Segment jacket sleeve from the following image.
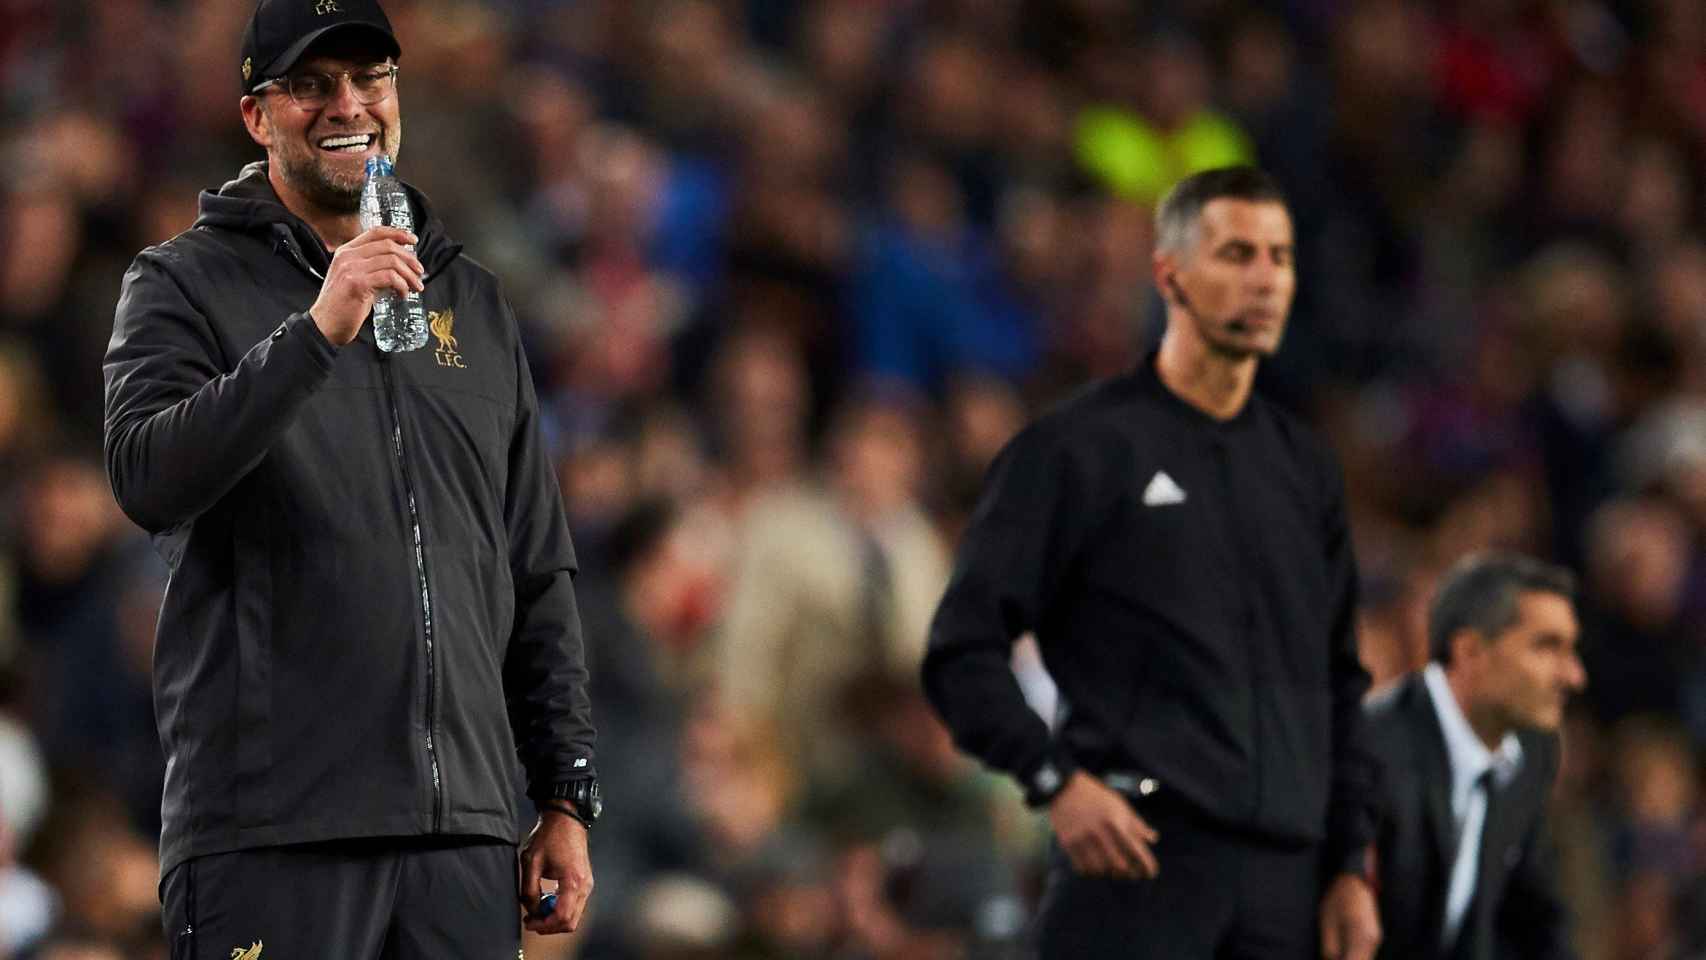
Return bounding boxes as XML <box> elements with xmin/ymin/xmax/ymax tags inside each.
<box><xmin>1498</xmin><ymin>743</ymin><xmax>1578</xmax><ymax>960</ymax></box>
<box><xmin>1321</xmin><ymin>452</ymin><xmax>1380</xmax><ymax>878</ymax></box>
<box><xmin>921</xmin><ymin>421</ymin><xmax>1095</xmax><ymax>784</ymax></box>
<box><xmin>498</xmin><ymin>297</ymin><xmax>597</xmax><ymax>793</ymax></box>
<box><xmin>103</xmin><ymin>248</ymin><xmax>338</xmax><ymax>533</ymax></box>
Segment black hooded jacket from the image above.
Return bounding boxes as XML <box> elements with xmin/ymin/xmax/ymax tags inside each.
<box><xmin>923</xmin><ymin>358</ymin><xmax>1377</xmax><ymax>872</ymax></box>
<box><xmin>104</xmin><ymin>163</ymin><xmax>595</xmax><ymax>877</ymax></box>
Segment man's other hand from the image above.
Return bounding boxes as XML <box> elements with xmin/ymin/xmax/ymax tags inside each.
<box><xmin>518</xmin><ymin>810</ymin><xmax>594</xmax><ymax>935</ymax></box>
<box><xmin>1049</xmin><ymin>771</ymin><xmax>1160</xmax><ymax>880</ymax></box>
<box><xmin>1319</xmin><ymin>872</ymin><xmax>1381</xmax><ymax>960</ymax></box>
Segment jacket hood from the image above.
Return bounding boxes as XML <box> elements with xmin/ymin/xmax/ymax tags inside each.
<box><xmin>193</xmin><ymin>161</ymin><xmax>461</xmax><ymax>275</ymax></box>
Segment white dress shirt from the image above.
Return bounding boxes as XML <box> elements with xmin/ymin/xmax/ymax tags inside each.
<box><xmin>1422</xmin><ymin>662</ymin><xmax>1523</xmax><ymax>950</ymax></box>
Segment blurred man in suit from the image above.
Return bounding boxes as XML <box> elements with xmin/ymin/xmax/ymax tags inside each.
<box><xmin>1347</xmin><ymin>552</ymin><xmax>1586</xmax><ymax>959</ymax></box>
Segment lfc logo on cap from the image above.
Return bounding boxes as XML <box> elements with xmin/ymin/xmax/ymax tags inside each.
<box><xmin>242</xmin><ymin>57</ymin><xmax>252</xmax><ymax>82</ymax></box>
<box><xmin>315</xmin><ymin>0</ymin><xmax>342</xmax><ymax>14</ymax></box>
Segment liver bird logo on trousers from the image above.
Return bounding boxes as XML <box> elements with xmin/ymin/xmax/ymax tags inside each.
<box><xmin>230</xmin><ymin>942</ymin><xmax>263</xmax><ymax>960</ymax></box>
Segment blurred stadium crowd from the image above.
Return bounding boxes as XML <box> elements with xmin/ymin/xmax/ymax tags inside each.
<box><xmin>2</xmin><ymin>0</ymin><xmax>1705</xmax><ymax>957</ymax></box>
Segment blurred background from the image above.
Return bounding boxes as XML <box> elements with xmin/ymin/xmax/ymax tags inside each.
<box><xmin>2</xmin><ymin>0</ymin><xmax>1705</xmax><ymax>957</ymax></box>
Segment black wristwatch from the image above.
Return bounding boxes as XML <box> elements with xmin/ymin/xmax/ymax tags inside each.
<box><xmin>537</xmin><ymin>777</ymin><xmax>602</xmax><ymax>829</ymax></box>
<box><xmin>1023</xmin><ymin>750</ymin><xmax>1079</xmax><ymax>808</ymax></box>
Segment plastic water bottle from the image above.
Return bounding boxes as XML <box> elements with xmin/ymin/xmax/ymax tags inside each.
<box><xmin>359</xmin><ymin>155</ymin><xmax>427</xmax><ymax>352</ymax></box>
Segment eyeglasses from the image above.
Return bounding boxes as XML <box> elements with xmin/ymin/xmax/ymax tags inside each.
<box><xmin>252</xmin><ymin>63</ymin><xmax>397</xmax><ymax>109</ymax></box>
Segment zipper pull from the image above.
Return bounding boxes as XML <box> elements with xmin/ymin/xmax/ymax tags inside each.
<box><xmin>277</xmin><ymin>236</ymin><xmax>326</xmax><ymax>281</ymax></box>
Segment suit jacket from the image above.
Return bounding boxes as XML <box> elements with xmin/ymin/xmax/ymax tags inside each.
<box><xmin>1365</xmin><ymin>673</ymin><xmax>1576</xmax><ymax>960</ymax></box>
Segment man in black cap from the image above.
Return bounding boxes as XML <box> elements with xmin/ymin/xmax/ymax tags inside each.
<box><xmin>103</xmin><ymin>0</ymin><xmax>600</xmax><ymax>954</ymax></box>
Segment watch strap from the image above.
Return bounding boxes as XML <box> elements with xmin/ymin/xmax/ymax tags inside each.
<box><xmin>1022</xmin><ymin>749</ymin><xmax>1079</xmax><ymax>808</ymax></box>
<box><xmin>540</xmin><ymin>796</ymin><xmax>593</xmax><ymax>830</ymax></box>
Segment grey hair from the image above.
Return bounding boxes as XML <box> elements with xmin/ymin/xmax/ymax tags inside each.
<box><xmin>1153</xmin><ymin>166</ymin><xmax>1289</xmax><ymax>256</ymax></box>
<box><xmin>1428</xmin><ymin>551</ymin><xmax>1577</xmax><ymax>664</ymax></box>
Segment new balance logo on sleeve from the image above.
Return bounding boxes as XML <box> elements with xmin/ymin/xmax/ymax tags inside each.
<box><xmin>1142</xmin><ymin>471</ymin><xmax>1188</xmax><ymax>507</ymax></box>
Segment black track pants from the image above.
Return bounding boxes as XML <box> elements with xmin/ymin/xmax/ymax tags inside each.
<box><xmin>161</xmin><ymin>837</ymin><xmax>520</xmax><ymax>959</ymax></box>
<box><xmin>1034</xmin><ymin>798</ymin><xmax>1321</xmax><ymax>960</ymax></box>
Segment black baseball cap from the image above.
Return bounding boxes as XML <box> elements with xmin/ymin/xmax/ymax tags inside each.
<box><xmin>241</xmin><ymin>0</ymin><xmax>401</xmax><ymax>93</ymax></box>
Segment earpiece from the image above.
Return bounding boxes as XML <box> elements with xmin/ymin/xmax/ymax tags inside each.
<box><xmin>1168</xmin><ymin>274</ymin><xmax>1192</xmax><ymax>311</ymax></box>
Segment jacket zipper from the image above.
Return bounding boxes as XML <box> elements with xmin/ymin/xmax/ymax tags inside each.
<box><xmin>380</xmin><ymin>359</ymin><xmax>443</xmax><ymax>832</ymax></box>
<box><xmin>280</xmin><ymin>235</ymin><xmax>443</xmax><ymax>831</ymax></box>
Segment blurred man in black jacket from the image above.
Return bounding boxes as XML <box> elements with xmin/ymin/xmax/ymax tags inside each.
<box><xmin>1365</xmin><ymin>552</ymin><xmax>1584</xmax><ymax>960</ymax></box>
<box><xmin>922</xmin><ymin>166</ymin><xmax>1382</xmax><ymax>959</ymax></box>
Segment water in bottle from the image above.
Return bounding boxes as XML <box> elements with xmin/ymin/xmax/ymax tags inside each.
<box><xmin>359</xmin><ymin>155</ymin><xmax>428</xmax><ymax>352</ymax></box>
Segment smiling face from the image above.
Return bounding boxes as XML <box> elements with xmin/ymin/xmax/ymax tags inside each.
<box><xmin>1156</xmin><ymin>198</ymin><xmax>1296</xmax><ymax>359</ymax></box>
<box><xmin>240</xmin><ymin>37</ymin><xmax>402</xmax><ymax>217</ymax></box>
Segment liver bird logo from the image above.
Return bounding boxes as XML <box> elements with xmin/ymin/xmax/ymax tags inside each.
<box><xmin>230</xmin><ymin>942</ymin><xmax>263</xmax><ymax>960</ymax></box>
<box><xmin>429</xmin><ymin>309</ymin><xmax>458</xmax><ymax>353</ymax></box>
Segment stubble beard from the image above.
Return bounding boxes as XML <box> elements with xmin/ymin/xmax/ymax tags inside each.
<box><xmin>278</xmin><ymin>149</ymin><xmax>363</xmax><ymax>213</ymax></box>
<box><xmin>273</xmin><ymin>123</ymin><xmax>402</xmax><ymax>216</ymax></box>
<box><xmin>1199</xmin><ymin>317</ymin><xmax>1283</xmax><ymax>362</ymax></box>
<box><xmin>1523</xmin><ymin>694</ymin><xmax>1565</xmax><ymax>732</ymax></box>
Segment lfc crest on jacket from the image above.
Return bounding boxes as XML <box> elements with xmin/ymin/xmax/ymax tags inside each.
<box><xmin>428</xmin><ymin>309</ymin><xmax>466</xmax><ymax>368</ymax></box>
